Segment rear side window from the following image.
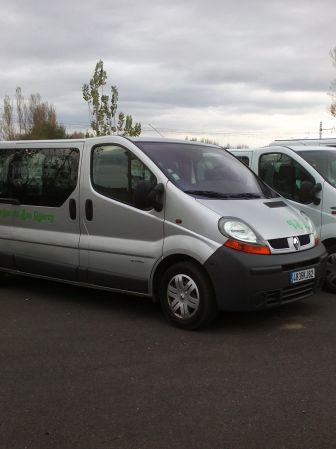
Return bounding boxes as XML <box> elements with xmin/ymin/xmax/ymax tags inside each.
<box><xmin>91</xmin><ymin>144</ymin><xmax>156</xmax><ymax>207</ymax></box>
<box><xmin>0</xmin><ymin>148</ymin><xmax>79</xmax><ymax>206</ymax></box>
<box><xmin>259</xmin><ymin>153</ymin><xmax>315</xmax><ymax>203</ymax></box>
<box><xmin>236</xmin><ymin>155</ymin><xmax>250</xmax><ymax>166</ymax></box>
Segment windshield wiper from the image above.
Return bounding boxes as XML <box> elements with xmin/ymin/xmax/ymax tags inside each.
<box><xmin>184</xmin><ymin>190</ymin><xmax>261</xmax><ymax>199</ymax></box>
<box><xmin>226</xmin><ymin>193</ymin><xmax>261</xmax><ymax>199</ymax></box>
<box><xmin>184</xmin><ymin>190</ymin><xmax>230</xmax><ymax>198</ymax></box>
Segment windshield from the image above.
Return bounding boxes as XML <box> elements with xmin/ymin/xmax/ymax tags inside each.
<box><xmin>297</xmin><ymin>150</ymin><xmax>336</xmax><ymax>188</ymax></box>
<box><xmin>135</xmin><ymin>142</ymin><xmax>277</xmax><ymax>199</ymax></box>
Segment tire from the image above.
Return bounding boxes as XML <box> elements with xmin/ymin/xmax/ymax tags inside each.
<box><xmin>325</xmin><ymin>245</ymin><xmax>336</xmax><ymax>293</ymax></box>
<box><xmin>159</xmin><ymin>261</ymin><xmax>218</xmax><ymax>330</ymax></box>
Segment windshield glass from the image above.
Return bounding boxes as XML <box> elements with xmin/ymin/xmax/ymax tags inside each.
<box><xmin>136</xmin><ymin>142</ymin><xmax>277</xmax><ymax>199</ymax></box>
<box><xmin>297</xmin><ymin>150</ymin><xmax>336</xmax><ymax>188</ymax></box>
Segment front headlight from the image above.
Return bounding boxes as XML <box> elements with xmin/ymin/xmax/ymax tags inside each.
<box><xmin>219</xmin><ymin>218</ymin><xmax>257</xmax><ymax>243</ymax></box>
<box><xmin>300</xmin><ymin>211</ymin><xmax>317</xmax><ymax>237</ymax></box>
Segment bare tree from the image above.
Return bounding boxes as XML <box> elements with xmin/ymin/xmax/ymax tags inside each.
<box><xmin>329</xmin><ymin>47</ymin><xmax>336</xmax><ymax>118</ymax></box>
<box><xmin>0</xmin><ymin>88</ymin><xmax>65</xmax><ymax>140</ymax></box>
<box><xmin>0</xmin><ymin>95</ymin><xmax>15</xmax><ymax>140</ymax></box>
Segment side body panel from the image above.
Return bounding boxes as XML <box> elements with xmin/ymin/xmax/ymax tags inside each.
<box><xmin>162</xmin><ymin>182</ymin><xmax>223</xmax><ymax>262</ymax></box>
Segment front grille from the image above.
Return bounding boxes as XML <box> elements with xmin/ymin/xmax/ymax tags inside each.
<box><xmin>269</xmin><ymin>237</ymin><xmax>289</xmax><ymax>249</ymax></box>
<box><xmin>265</xmin><ymin>280</ymin><xmax>316</xmax><ymax>306</ymax></box>
<box><xmin>298</xmin><ymin>234</ymin><xmax>311</xmax><ymax>246</ymax></box>
<box><xmin>268</xmin><ymin>234</ymin><xmax>311</xmax><ymax>250</ymax></box>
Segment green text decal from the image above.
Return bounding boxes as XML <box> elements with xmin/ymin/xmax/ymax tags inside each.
<box><xmin>0</xmin><ymin>209</ymin><xmax>55</xmax><ymax>223</ymax></box>
<box><xmin>286</xmin><ymin>219</ymin><xmax>309</xmax><ymax>231</ymax></box>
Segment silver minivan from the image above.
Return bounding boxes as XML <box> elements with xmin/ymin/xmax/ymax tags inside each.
<box><xmin>0</xmin><ymin>137</ymin><xmax>327</xmax><ymax>329</ymax></box>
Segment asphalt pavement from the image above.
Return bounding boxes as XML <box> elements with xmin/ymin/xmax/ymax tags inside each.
<box><xmin>1</xmin><ymin>274</ymin><xmax>336</xmax><ymax>449</ymax></box>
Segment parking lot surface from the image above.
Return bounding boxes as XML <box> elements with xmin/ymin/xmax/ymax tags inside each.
<box><xmin>1</xmin><ymin>274</ymin><xmax>336</xmax><ymax>449</ymax></box>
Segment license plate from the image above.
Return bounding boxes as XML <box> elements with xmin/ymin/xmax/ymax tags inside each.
<box><xmin>289</xmin><ymin>268</ymin><xmax>315</xmax><ymax>284</ymax></box>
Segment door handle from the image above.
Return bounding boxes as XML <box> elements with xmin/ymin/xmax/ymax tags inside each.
<box><xmin>69</xmin><ymin>198</ymin><xmax>76</xmax><ymax>220</ymax></box>
<box><xmin>85</xmin><ymin>199</ymin><xmax>93</xmax><ymax>221</ymax></box>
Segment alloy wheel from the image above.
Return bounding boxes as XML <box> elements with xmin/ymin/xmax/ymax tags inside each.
<box><xmin>167</xmin><ymin>274</ymin><xmax>200</xmax><ymax>319</ymax></box>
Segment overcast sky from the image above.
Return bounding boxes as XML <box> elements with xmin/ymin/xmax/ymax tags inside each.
<box><xmin>0</xmin><ymin>0</ymin><xmax>335</xmax><ymax>146</ymax></box>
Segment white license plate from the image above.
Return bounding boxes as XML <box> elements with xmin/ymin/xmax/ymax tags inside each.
<box><xmin>289</xmin><ymin>268</ymin><xmax>315</xmax><ymax>284</ymax></box>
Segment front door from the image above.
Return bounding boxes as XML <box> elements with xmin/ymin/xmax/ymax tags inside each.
<box><xmin>80</xmin><ymin>141</ymin><xmax>165</xmax><ymax>294</ymax></box>
<box><xmin>258</xmin><ymin>151</ymin><xmax>323</xmax><ymax>232</ymax></box>
<box><xmin>9</xmin><ymin>142</ymin><xmax>82</xmax><ymax>280</ymax></box>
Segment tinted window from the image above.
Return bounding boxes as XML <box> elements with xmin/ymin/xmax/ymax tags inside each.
<box><xmin>135</xmin><ymin>142</ymin><xmax>276</xmax><ymax>199</ymax></box>
<box><xmin>92</xmin><ymin>145</ymin><xmax>156</xmax><ymax>207</ymax></box>
<box><xmin>259</xmin><ymin>153</ymin><xmax>315</xmax><ymax>203</ymax></box>
<box><xmin>0</xmin><ymin>149</ymin><xmax>14</xmax><ymax>197</ymax></box>
<box><xmin>0</xmin><ymin>148</ymin><xmax>79</xmax><ymax>206</ymax></box>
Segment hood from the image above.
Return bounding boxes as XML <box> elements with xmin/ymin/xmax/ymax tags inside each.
<box><xmin>197</xmin><ymin>198</ymin><xmax>311</xmax><ymax>240</ymax></box>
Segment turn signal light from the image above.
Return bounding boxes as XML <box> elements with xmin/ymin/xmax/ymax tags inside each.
<box><xmin>314</xmin><ymin>238</ymin><xmax>319</xmax><ymax>246</ymax></box>
<box><xmin>224</xmin><ymin>239</ymin><xmax>271</xmax><ymax>255</ymax></box>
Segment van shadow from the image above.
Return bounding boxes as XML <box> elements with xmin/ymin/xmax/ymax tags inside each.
<box><xmin>1</xmin><ymin>273</ymin><xmax>325</xmax><ymax>334</ymax></box>
<box><xmin>211</xmin><ymin>299</ymin><xmax>323</xmax><ymax>335</ymax></box>
<box><xmin>2</xmin><ymin>273</ymin><xmax>163</xmax><ymax>322</ymax></box>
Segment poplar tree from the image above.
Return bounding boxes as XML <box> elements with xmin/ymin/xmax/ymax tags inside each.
<box><xmin>82</xmin><ymin>60</ymin><xmax>141</xmax><ymax>137</ymax></box>
<box><xmin>329</xmin><ymin>47</ymin><xmax>336</xmax><ymax>118</ymax></box>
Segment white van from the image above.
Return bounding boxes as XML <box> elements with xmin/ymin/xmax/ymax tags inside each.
<box><xmin>0</xmin><ymin>137</ymin><xmax>327</xmax><ymax>329</ymax></box>
<box><xmin>231</xmin><ymin>145</ymin><xmax>336</xmax><ymax>292</ymax></box>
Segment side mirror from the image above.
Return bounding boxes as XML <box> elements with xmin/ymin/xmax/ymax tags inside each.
<box><xmin>311</xmin><ymin>182</ymin><xmax>322</xmax><ymax>205</ymax></box>
<box><xmin>148</xmin><ymin>183</ymin><xmax>164</xmax><ymax>211</ymax></box>
<box><xmin>299</xmin><ymin>181</ymin><xmax>322</xmax><ymax>205</ymax></box>
<box><xmin>134</xmin><ymin>181</ymin><xmax>164</xmax><ymax>212</ymax></box>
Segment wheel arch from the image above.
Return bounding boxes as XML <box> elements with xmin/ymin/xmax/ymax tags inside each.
<box><xmin>151</xmin><ymin>254</ymin><xmax>213</xmax><ymax>303</ymax></box>
<box><xmin>322</xmin><ymin>238</ymin><xmax>336</xmax><ymax>252</ymax></box>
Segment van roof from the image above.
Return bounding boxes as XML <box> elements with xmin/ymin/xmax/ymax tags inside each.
<box><xmin>231</xmin><ymin>145</ymin><xmax>336</xmax><ymax>153</ymax></box>
<box><xmin>271</xmin><ymin>138</ymin><xmax>336</xmax><ymax>146</ymax></box>
<box><xmin>0</xmin><ymin>135</ymin><xmax>220</xmax><ymax>148</ymax></box>
<box><xmin>268</xmin><ymin>145</ymin><xmax>336</xmax><ymax>152</ymax></box>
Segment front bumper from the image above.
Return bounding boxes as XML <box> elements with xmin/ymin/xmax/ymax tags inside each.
<box><xmin>203</xmin><ymin>242</ymin><xmax>327</xmax><ymax>311</ymax></box>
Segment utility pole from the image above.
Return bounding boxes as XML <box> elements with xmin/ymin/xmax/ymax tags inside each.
<box><xmin>319</xmin><ymin>121</ymin><xmax>334</xmax><ymax>139</ymax></box>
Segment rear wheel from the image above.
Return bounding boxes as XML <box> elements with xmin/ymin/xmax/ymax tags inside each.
<box><xmin>326</xmin><ymin>245</ymin><xmax>336</xmax><ymax>293</ymax></box>
<box><xmin>159</xmin><ymin>262</ymin><xmax>218</xmax><ymax>330</ymax></box>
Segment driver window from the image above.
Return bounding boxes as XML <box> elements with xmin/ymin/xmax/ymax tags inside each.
<box><xmin>259</xmin><ymin>153</ymin><xmax>315</xmax><ymax>203</ymax></box>
<box><xmin>92</xmin><ymin>145</ymin><xmax>156</xmax><ymax>207</ymax></box>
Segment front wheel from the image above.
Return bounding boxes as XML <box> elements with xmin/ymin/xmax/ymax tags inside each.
<box><xmin>159</xmin><ymin>262</ymin><xmax>218</xmax><ymax>330</ymax></box>
<box><xmin>326</xmin><ymin>246</ymin><xmax>336</xmax><ymax>293</ymax></box>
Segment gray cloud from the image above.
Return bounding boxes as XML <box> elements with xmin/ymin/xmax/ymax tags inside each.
<box><xmin>0</xmin><ymin>0</ymin><xmax>335</xmax><ymax>146</ymax></box>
